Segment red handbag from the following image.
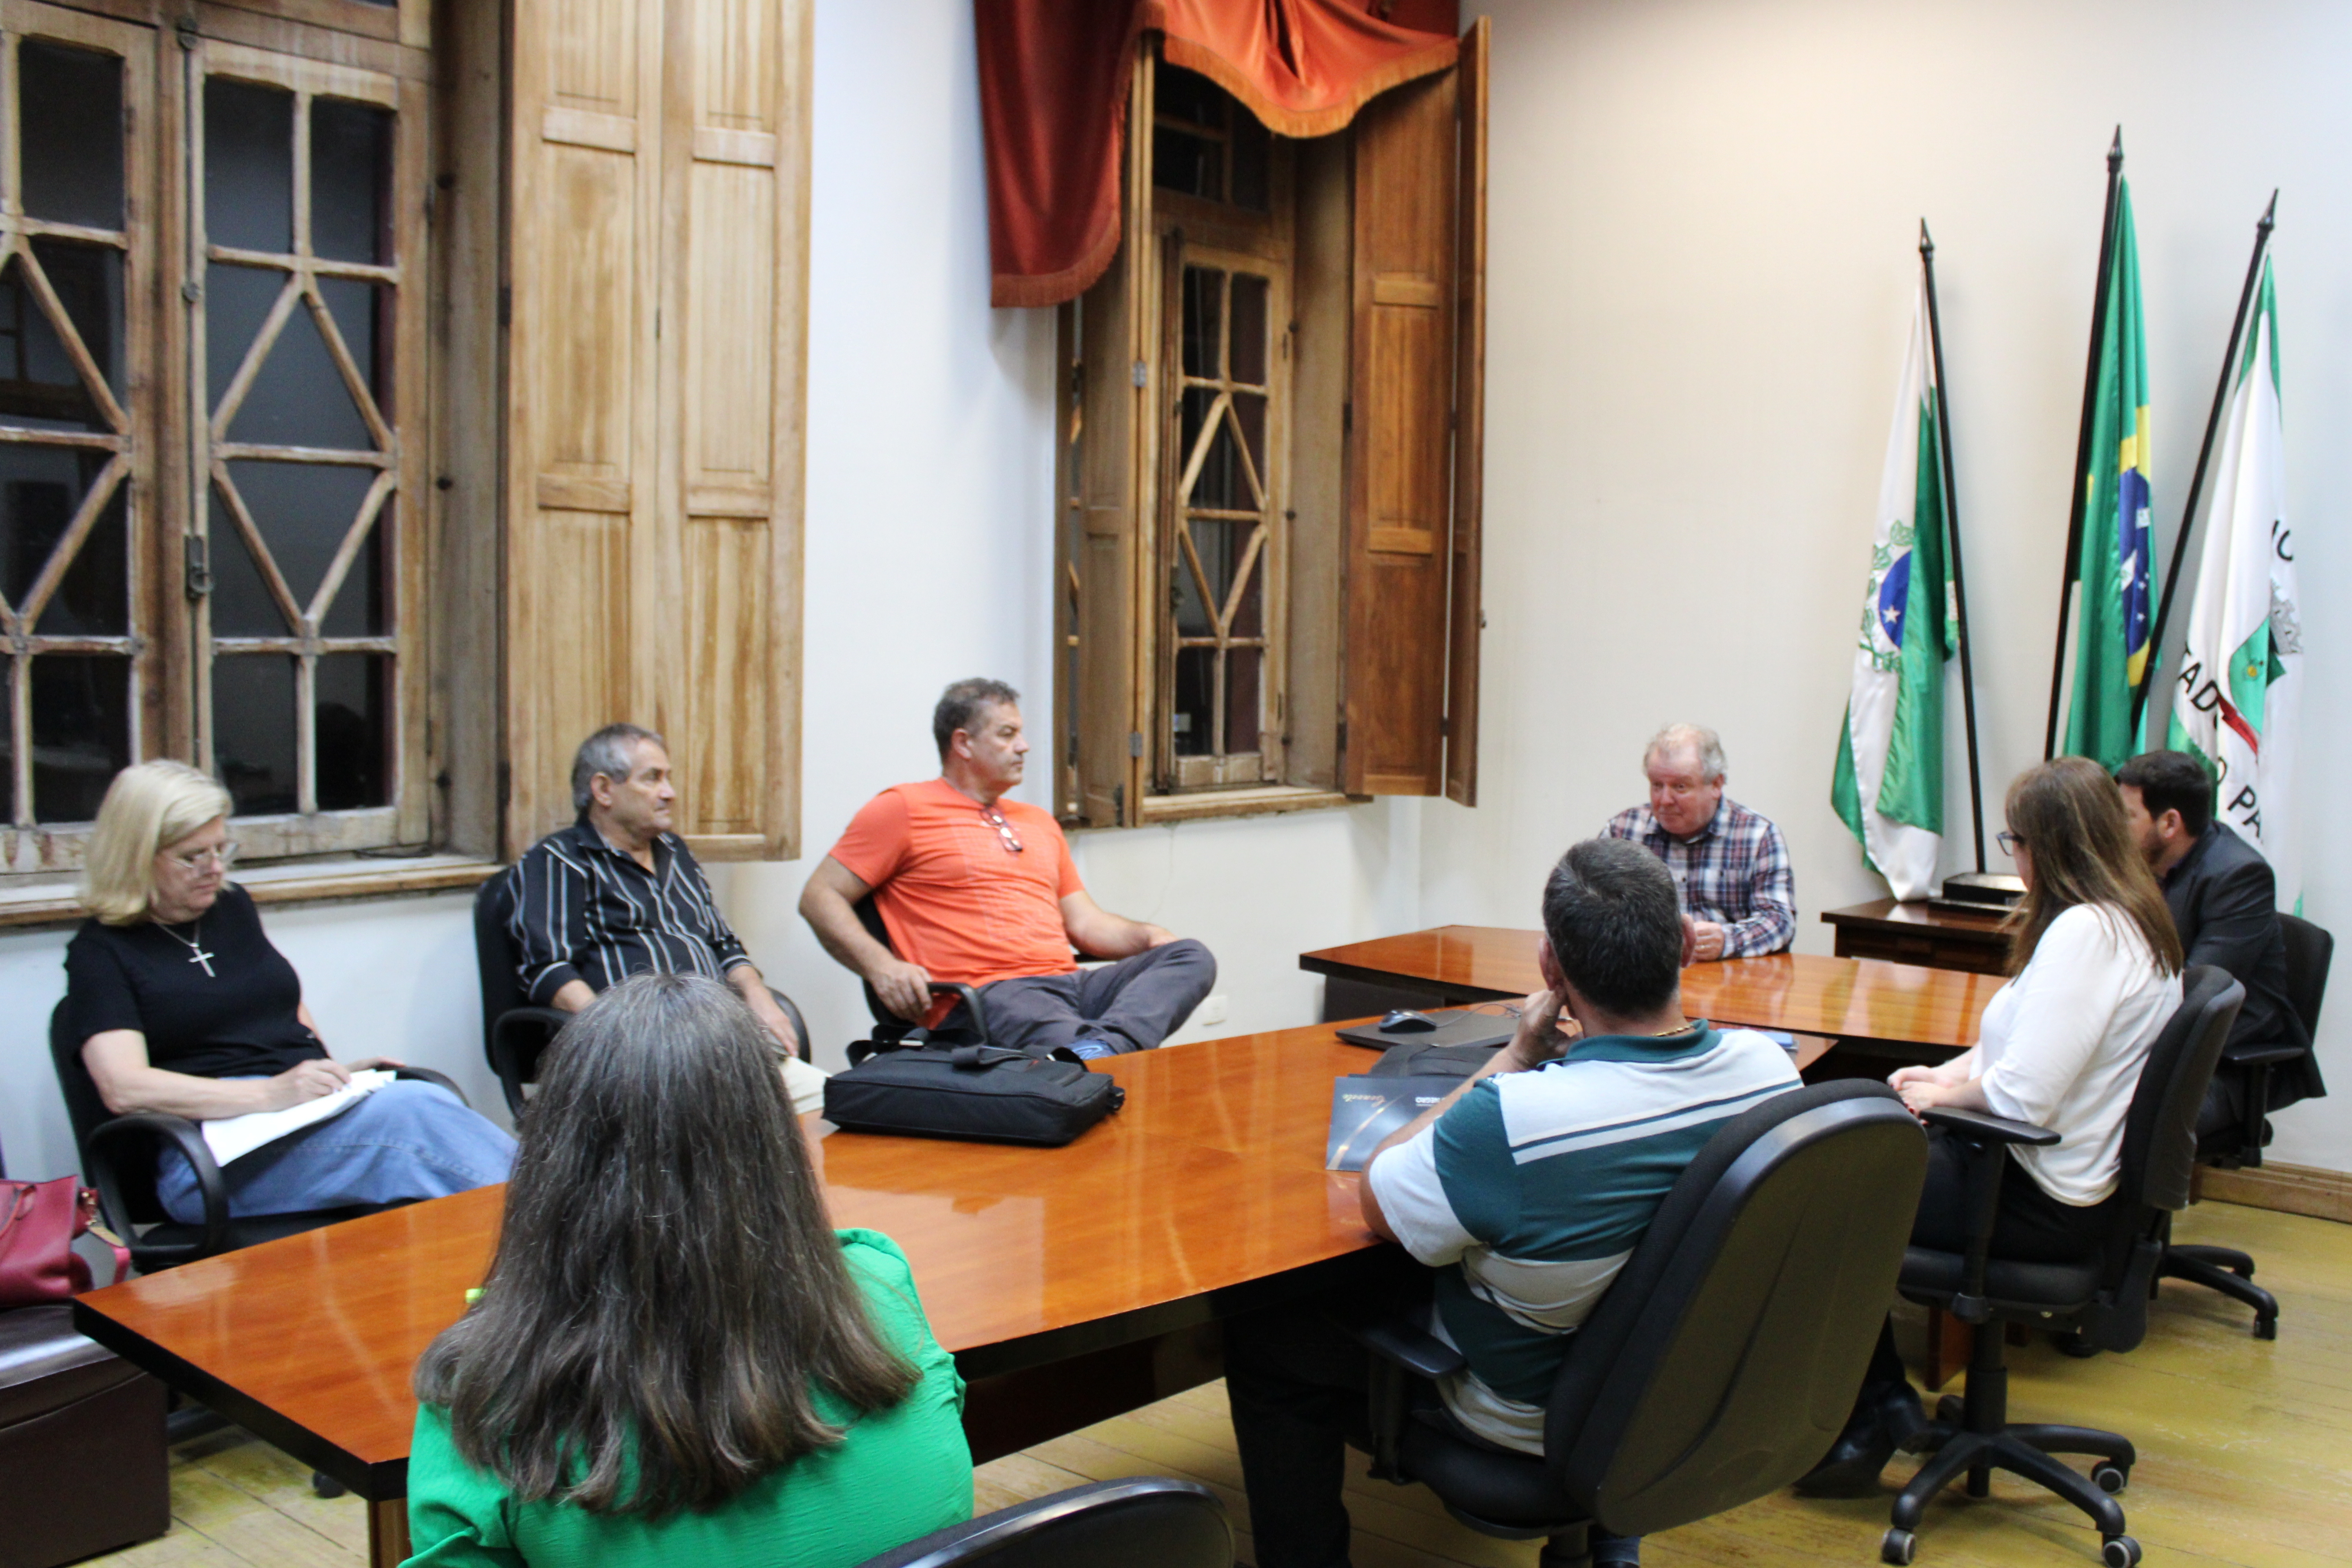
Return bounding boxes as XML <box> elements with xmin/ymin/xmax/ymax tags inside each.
<box><xmin>0</xmin><ymin>1177</ymin><xmax>130</xmax><ymax>1306</ymax></box>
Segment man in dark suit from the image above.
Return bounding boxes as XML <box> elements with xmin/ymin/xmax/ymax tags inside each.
<box><xmin>2116</xmin><ymin>750</ymin><xmax>2324</xmax><ymax>1143</ymax></box>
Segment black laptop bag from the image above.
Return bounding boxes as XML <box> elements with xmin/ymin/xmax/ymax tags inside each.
<box><xmin>823</xmin><ymin>1041</ymin><xmax>1126</xmax><ymax>1147</ymax></box>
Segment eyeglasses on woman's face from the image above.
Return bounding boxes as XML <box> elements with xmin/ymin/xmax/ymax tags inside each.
<box><xmin>1995</xmin><ymin>830</ymin><xmax>2023</xmax><ymax>858</ymax></box>
<box><xmin>161</xmin><ymin>841</ymin><xmax>239</xmax><ymax>873</ymax></box>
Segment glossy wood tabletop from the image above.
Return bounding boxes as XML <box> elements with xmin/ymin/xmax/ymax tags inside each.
<box><xmin>1300</xmin><ymin>925</ymin><xmax>2000</xmax><ymax>1050</ymax></box>
<box><xmin>74</xmin><ymin>1025</ymin><xmax>1385</xmax><ymax>1495</ymax></box>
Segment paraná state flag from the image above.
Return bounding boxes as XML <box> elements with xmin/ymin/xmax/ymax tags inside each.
<box><xmin>2169</xmin><ymin>256</ymin><xmax>2301</xmax><ymax>908</ymax></box>
<box><xmin>1833</xmin><ymin>270</ymin><xmax>1955</xmax><ymax>900</ymax></box>
<box><xmin>2061</xmin><ymin>179</ymin><xmax>2154</xmax><ymax>769</ymax></box>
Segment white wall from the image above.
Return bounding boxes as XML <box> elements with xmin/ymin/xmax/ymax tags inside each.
<box><xmin>0</xmin><ymin>0</ymin><xmax>1414</xmax><ymax>1186</ymax></box>
<box><xmin>1436</xmin><ymin>0</ymin><xmax>2352</xmax><ymax>1167</ymax></box>
<box><xmin>11</xmin><ymin>0</ymin><xmax>2350</xmax><ymax>1185</ymax></box>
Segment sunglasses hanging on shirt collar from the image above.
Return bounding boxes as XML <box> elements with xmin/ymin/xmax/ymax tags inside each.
<box><xmin>980</xmin><ymin>805</ymin><xmax>1024</xmax><ymax>854</ymax></box>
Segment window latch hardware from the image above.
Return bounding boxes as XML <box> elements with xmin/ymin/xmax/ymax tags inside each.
<box><xmin>1128</xmin><ymin>731</ymin><xmax>1144</xmax><ymax>758</ymax></box>
<box><xmin>1131</xmin><ymin>359</ymin><xmax>1148</xmax><ymax>388</ymax></box>
<box><xmin>183</xmin><ymin>535</ymin><xmax>212</xmax><ymax>600</ymax></box>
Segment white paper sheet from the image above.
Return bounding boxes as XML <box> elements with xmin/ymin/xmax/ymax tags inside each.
<box><xmin>201</xmin><ymin>1068</ymin><xmax>398</xmax><ymax>1167</ymax></box>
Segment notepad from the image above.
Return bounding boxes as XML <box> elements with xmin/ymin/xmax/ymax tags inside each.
<box><xmin>1325</xmin><ymin>1076</ymin><xmax>1461</xmax><ymax>1172</ymax></box>
<box><xmin>201</xmin><ymin>1069</ymin><xmax>398</xmax><ymax>1167</ymax></box>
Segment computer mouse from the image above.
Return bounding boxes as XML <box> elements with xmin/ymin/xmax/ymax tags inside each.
<box><xmin>1380</xmin><ymin>1009</ymin><xmax>1440</xmax><ymax>1033</ymax></box>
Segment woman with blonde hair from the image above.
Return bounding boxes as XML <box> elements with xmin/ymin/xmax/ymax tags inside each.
<box><xmin>406</xmin><ymin>973</ymin><xmax>971</xmax><ymax>1566</ymax></box>
<box><xmin>64</xmin><ymin>760</ymin><xmax>513</xmax><ymax>1221</ymax></box>
<box><xmin>1798</xmin><ymin>756</ymin><xmax>2184</xmax><ymax>1495</ymax></box>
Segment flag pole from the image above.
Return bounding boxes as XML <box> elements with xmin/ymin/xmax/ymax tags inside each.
<box><xmin>2044</xmin><ymin>127</ymin><xmax>2125</xmax><ymax>759</ymax></box>
<box><xmin>2133</xmin><ymin>191</ymin><xmax>2278</xmax><ymax>741</ymax></box>
<box><xmin>1919</xmin><ymin>220</ymin><xmax>1987</xmax><ymax>873</ymax></box>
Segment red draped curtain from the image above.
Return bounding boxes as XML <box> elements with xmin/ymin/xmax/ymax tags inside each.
<box><xmin>976</xmin><ymin>0</ymin><xmax>1460</xmax><ymax>307</ymax></box>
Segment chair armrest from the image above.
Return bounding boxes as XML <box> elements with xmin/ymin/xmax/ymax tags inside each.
<box><xmin>1920</xmin><ymin>1107</ymin><xmax>2058</xmax><ymax>1319</ymax></box>
<box><xmin>2222</xmin><ymin>1041</ymin><xmax>2305</xmax><ymax>1068</ymax></box>
<box><xmin>929</xmin><ymin>982</ymin><xmax>988</xmax><ymax>1044</ymax></box>
<box><xmin>392</xmin><ymin>1065</ymin><xmax>466</xmax><ymax>1107</ymax></box>
<box><xmin>1350</xmin><ymin>1316</ymin><xmax>1467</xmax><ymax>1380</ymax></box>
<box><xmin>1921</xmin><ymin>1106</ymin><xmax>2060</xmax><ymax>1147</ymax></box>
<box><xmin>1335</xmin><ymin>1311</ymin><xmax>1463</xmax><ymax>1485</ymax></box>
<box><xmin>90</xmin><ymin>1113</ymin><xmax>228</xmax><ymax>1263</ymax></box>
<box><xmin>767</xmin><ymin>988</ymin><xmax>809</xmax><ymax>1062</ymax></box>
<box><xmin>490</xmin><ymin>1006</ymin><xmax>572</xmax><ymax>1120</ymax></box>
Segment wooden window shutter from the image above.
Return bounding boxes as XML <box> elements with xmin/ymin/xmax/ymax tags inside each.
<box><xmin>1445</xmin><ymin>18</ymin><xmax>1488</xmax><ymax>807</ymax></box>
<box><xmin>1063</xmin><ymin>57</ymin><xmax>1159</xmax><ymax>828</ymax></box>
<box><xmin>505</xmin><ymin>0</ymin><xmax>809</xmax><ymax>860</ymax></box>
<box><xmin>1341</xmin><ymin>38</ymin><xmax>1484</xmax><ymax>800</ymax></box>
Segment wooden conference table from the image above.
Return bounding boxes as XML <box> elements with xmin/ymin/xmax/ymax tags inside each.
<box><xmin>1300</xmin><ymin>925</ymin><xmax>1997</xmax><ymax>1059</ymax></box>
<box><xmin>74</xmin><ymin>1025</ymin><xmax>1428</xmax><ymax>1568</ymax></box>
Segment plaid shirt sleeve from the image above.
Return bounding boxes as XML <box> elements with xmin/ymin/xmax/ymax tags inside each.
<box><xmin>1719</xmin><ymin>813</ymin><xmax>1796</xmax><ymax>957</ymax></box>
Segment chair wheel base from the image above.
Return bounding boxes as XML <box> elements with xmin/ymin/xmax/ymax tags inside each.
<box><xmin>1935</xmin><ymin>1395</ymin><xmax>1964</xmax><ymax>1425</ymax></box>
<box><xmin>1881</xmin><ymin>1527</ymin><xmax>1916</xmax><ymax>1565</ymax></box>
<box><xmin>2254</xmin><ymin>1315</ymin><xmax>2278</xmax><ymax>1341</ymax></box>
<box><xmin>2092</xmin><ymin>1462</ymin><xmax>2129</xmax><ymax>1494</ymax></box>
<box><xmin>2102</xmin><ymin>1534</ymin><xmax>2141</xmax><ymax>1567</ymax></box>
<box><xmin>312</xmin><ymin>1472</ymin><xmax>347</xmax><ymax>1499</ymax></box>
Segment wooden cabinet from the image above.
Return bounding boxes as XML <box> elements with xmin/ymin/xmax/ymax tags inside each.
<box><xmin>1822</xmin><ymin>899</ymin><xmax>2012</xmax><ymax>976</ymax></box>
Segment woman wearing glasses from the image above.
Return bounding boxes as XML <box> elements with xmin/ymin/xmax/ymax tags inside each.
<box><xmin>1798</xmin><ymin>755</ymin><xmax>2183</xmax><ymax>1495</ymax></box>
<box><xmin>64</xmin><ymin>760</ymin><xmax>514</xmax><ymax>1223</ymax></box>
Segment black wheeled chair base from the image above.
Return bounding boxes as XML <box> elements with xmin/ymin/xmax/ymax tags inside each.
<box><xmin>1883</xmin><ymin>1417</ymin><xmax>2137</xmax><ymax>1565</ymax></box>
<box><xmin>2161</xmin><ymin>1243</ymin><xmax>2279</xmax><ymax>1339</ymax></box>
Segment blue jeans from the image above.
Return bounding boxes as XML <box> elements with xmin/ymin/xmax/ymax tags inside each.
<box><xmin>157</xmin><ymin>1079</ymin><xmax>516</xmax><ymax>1223</ymax></box>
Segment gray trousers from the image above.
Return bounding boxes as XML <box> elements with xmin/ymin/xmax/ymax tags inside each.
<box><xmin>976</xmin><ymin>938</ymin><xmax>1216</xmax><ymax>1055</ymax></box>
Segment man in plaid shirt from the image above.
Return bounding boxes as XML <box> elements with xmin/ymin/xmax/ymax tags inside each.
<box><xmin>1603</xmin><ymin>724</ymin><xmax>1795</xmax><ymax>959</ymax></box>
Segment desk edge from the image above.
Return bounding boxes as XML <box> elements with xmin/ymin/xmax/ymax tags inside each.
<box><xmin>74</xmin><ymin>1299</ymin><xmax>405</xmax><ymax>1501</ymax></box>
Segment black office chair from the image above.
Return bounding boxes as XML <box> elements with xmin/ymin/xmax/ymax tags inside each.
<box><xmin>2158</xmin><ymin>913</ymin><xmax>2331</xmax><ymax>1340</ymax></box>
<box><xmin>854</xmin><ymin>1477</ymin><xmax>1231</xmax><ymax>1568</ymax></box>
<box><xmin>1350</xmin><ymin>1080</ymin><xmax>1927</xmax><ymax>1568</ymax></box>
<box><xmin>48</xmin><ymin>1000</ymin><xmax>472</xmax><ymax>1274</ymax></box>
<box><xmin>474</xmin><ymin>870</ymin><xmax>811</xmax><ymax>1119</ymax></box>
<box><xmin>1883</xmin><ymin>965</ymin><xmax>2244</xmax><ymax>1567</ymax></box>
<box><xmin>51</xmin><ymin>1000</ymin><xmax>476</xmax><ymax>1498</ymax></box>
<box><xmin>851</xmin><ymin>893</ymin><xmax>990</xmax><ymax>1046</ymax></box>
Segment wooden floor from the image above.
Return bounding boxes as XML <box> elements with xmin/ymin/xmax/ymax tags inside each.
<box><xmin>92</xmin><ymin>1200</ymin><xmax>2352</xmax><ymax>1568</ymax></box>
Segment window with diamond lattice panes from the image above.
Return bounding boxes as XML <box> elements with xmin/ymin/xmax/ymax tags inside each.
<box><xmin>196</xmin><ymin>57</ymin><xmax>414</xmax><ymax>838</ymax></box>
<box><xmin>1165</xmin><ymin>255</ymin><xmax>1287</xmax><ymax>787</ymax></box>
<box><xmin>0</xmin><ymin>18</ymin><xmax>151</xmax><ymax>837</ymax></box>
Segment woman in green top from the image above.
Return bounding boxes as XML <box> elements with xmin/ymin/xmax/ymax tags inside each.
<box><xmin>403</xmin><ymin>973</ymin><xmax>973</xmax><ymax>1568</ymax></box>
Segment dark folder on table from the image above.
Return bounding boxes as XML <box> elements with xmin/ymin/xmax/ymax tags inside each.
<box><xmin>1326</xmin><ymin>1076</ymin><xmax>1462</xmax><ymax>1172</ymax></box>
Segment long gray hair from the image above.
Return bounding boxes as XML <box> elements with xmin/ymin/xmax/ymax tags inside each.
<box><xmin>413</xmin><ymin>974</ymin><xmax>914</xmax><ymax>1516</ymax></box>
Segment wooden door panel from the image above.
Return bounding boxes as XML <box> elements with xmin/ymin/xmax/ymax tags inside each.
<box><xmin>528</xmin><ymin>508</ymin><xmax>634</xmax><ymax>825</ymax></box>
<box><xmin>534</xmin><ymin>145</ymin><xmax>639</xmax><ymax>479</ymax></box>
<box><xmin>1444</xmin><ymin>18</ymin><xmax>1487</xmax><ymax>807</ymax></box>
<box><xmin>682</xmin><ymin>160</ymin><xmax>776</xmax><ymax>498</ymax></box>
<box><xmin>1344</xmin><ymin>67</ymin><xmax>1456</xmax><ymax>797</ymax></box>
<box><xmin>677</xmin><ymin>515</ymin><xmax>768</xmax><ymax>838</ymax></box>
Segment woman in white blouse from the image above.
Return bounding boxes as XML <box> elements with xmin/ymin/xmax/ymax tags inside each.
<box><xmin>1798</xmin><ymin>757</ymin><xmax>2183</xmax><ymax>1497</ymax></box>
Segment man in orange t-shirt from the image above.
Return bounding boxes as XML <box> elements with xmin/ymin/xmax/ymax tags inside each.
<box><xmin>799</xmin><ymin>679</ymin><xmax>1216</xmax><ymax>1058</ymax></box>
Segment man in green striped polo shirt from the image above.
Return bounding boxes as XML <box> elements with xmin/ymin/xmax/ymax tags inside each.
<box><xmin>1228</xmin><ymin>837</ymin><xmax>1804</xmax><ymax>1568</ymax></box>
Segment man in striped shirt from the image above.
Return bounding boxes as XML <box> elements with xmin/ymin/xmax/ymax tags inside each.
<box><xmin>508</xmin><ymin>724</ymin><xmax>827</xmax><ymax>1111</ymax></box>
<box><xmin>1225</xmin><ymin>838</ymin><xmax>1802</xmax><ymax>1568</ymax></box>
<box><xmin>1603</xmin><ymin>723</ymin><xmax>1795</xmax><ymax>959</ymax></box>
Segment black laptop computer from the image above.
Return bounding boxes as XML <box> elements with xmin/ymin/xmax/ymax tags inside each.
<box><xmin>1334</xmin><ymin>1005</ymin><xmax>1519</xmax><ymax>1053</ymax></box>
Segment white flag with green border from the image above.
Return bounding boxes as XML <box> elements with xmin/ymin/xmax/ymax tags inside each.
<box><xmin>2168</xmin><ymin>258</ymin><xmax>2301</xmax><ymax>908</ymax></box>
<box><xmin>1833</xmin><ymin>273</ymin><xmax>1955</xmax><ymax>902</ymax></box>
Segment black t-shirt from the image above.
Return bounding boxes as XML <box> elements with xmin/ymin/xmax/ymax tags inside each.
<box><xmin>64</xmin><ymin>884</ymin><xmax>327</xmax><ymax>1080</ymax></box>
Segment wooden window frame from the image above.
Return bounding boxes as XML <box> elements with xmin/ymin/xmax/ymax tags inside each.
<box><xmin>0</xmin><ymin>0</ymin><xmax>506</xmax><ymax>905</ymax></box>
<box><xmin>186</xmin><ymin>34</ymin><xmax>431</xmax><ymax>857</ymax></box>
<box><xmin>1054</xmin><ymin>28</ymin><xmax>1486</xmax><ymax>829</ymax></box>
<box><xmin>0</xmin><ymin>1</ymin><xmax>160</xmax><ymax>867</ymax></box>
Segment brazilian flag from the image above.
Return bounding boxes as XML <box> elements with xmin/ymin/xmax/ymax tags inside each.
<box><xmin>2061</xmin><ymin>179</ymin><xmax>2154</xmax><ymax>768</ymax></box>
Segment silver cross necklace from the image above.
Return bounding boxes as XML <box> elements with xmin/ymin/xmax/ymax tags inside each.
<box><xmin>158</xmin><ymin>918</ymin><xmax>217</xmax><ymax>978</ymax></box>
